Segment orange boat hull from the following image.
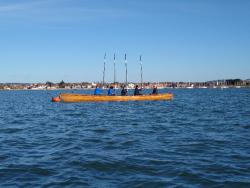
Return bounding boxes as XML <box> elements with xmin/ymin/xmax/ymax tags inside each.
<box><xmin>58</xmin><ymin>93</ymin><xmax>173</xmax><ymax>102</ymax></box>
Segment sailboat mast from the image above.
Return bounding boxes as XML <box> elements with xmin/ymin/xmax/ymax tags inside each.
<box><xmin>103</xmin><ymin>53</ymin><xmax>106</xmax><ymax>87</ymax></box>
<box><xmin>125</xmin><ymin>53</ymin><xmax>128</xmax><ymax>86</ymax></box>
<box><xmin>140</xmin><ymin>55</ymin><xmax>143</xmax><ymax>88</ymax></box>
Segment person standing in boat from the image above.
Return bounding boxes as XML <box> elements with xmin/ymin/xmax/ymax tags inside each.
<box><xmin>134</xmin><ymin>85</ymin><xmax>142</xmax><ymax>96</ymax></box>
<box><xmin>121</xmin><ymin>85</ymin><xmax>128</xmax><ymax>96</ymax></box>
<box><xmin>94</xmin><ymin>85</ymin><xmax>102</xmax><ymax>95</ymax></box>
<box><xmin>152</xmin><ymin>85</ymin><xmax>158</xmax><ymax>95</ymax></box>
<box><xmin>107</xmin><ymin>86</ymin><xmax>115</xmax><ymax>96</ymax></box>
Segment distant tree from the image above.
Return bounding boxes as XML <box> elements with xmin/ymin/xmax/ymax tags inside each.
<box><xmin>226</xmin><ymin>79</ymin><xmax>242</xmax><ymax>86</ymax></box>
<box><xmin>234</xmin><ymin>79</ymin><xmax>242</xmax><ymax>86</ymax></box>
<box><xmin>46</xmin><ymin>81</ymin><xmax>54</xmax><ymax>87</ymax></box>
<box><xmin>59</xmin><ymin>80</ymin><xmax>66</xmax><ymax>88</ymax></box>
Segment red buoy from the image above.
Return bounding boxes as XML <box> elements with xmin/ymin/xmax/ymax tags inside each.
<box><xmin>52</xmin><ymin>97</ymin><xmax>61</xmax><ymax>102</ymax></box>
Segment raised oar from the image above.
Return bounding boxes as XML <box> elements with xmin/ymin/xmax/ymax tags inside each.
<box><xmin>114</xmin><ymin>53</ymin><xmax>116</xmax><ymax>86</ymax></box>
<box><xmin>114</xmin><ymin>53</ymin><xmax>116</xmax><ymax>95</ymax></box>
<box><xmin>140</xmin><ymin>55</ymin><xmax>143</xmax><ymax>89</ymax></box>
<box><xmin>102</xmin><ymin>53</ymin><xmax>106</xmax><ymax>88</ymax></box>
<box><xmin>125</xmin><ymin>53</ymin><xmax>128</xmax><ymax>86</ymax></box>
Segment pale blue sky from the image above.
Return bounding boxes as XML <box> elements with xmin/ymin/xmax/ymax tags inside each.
<box><xmin>0</xmin><ymin>0</ymin><xmax>249</xmax><ymax>83</ymax></box>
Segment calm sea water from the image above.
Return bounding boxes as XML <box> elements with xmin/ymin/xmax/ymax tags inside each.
<box><xmin>0</xmin><ymin>89</ymin><xmax>249</xmax><ymax>187</ymax></box>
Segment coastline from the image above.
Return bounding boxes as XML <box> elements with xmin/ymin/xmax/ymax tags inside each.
<box><xmin>1</xmin><ymin>79</ymin><xmax>249</xmax><ymax>91</ymax></box>
<box><xmin>0</xmin><ymin>86</ymin><xmax>249</xmax><ymax>91</ymax></box>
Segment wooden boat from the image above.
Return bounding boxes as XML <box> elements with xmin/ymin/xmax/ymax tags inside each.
<box><xmin>53</xmin><ymin>93</ymin><xmax>173</xmax><ymax>103</ymax></box>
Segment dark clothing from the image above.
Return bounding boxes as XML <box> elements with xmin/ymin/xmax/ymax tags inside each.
<box><xmin>121</xmin><ymin>88</ymin><xmax>127</xmax><ymax>96</ymax></box>
<box><xmin>152</xmin><ymin>88</ymin><xmax>158</xmax><ymax>95</ymax></box>
<box><xmin>134</xmin><ymin>87</ymin><xmax>142</xmax><ymax>96</ymax></box>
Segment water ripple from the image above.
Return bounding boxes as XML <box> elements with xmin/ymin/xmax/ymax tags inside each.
<box><xmin>0</xmin><ymin>89</ymin><xmax>250</xmax><ymax>187</ymax></box>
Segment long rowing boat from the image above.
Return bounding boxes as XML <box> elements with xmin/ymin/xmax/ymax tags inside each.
<box><xmin>52</xmin><ymin>93</ymin><xmax>173</xmax><ymax>102</ymax></box>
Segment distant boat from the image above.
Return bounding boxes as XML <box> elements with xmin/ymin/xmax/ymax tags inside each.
<box><xmin>213</xmin><ymin>81</ymin><xmax>219</xmax><ymax>88</ymax></box>
<box><xmin>221</xmin><ymin>85</ymin><xmax>229</xmax><ymax>89</ymax></box>
<box><xmin>186</xmin><ymin>84</ymin><xmax>194</xmax><ymax>89</ymax></box>
<box><xmin>199</xmin><ymin>85</ymin><xmax>207</xmax><ymax>89</ymax></box>
<box><xmin>221</xmin><ymin>80</ymin><xmax>229</xmax><ymax>89</ymax></box>
<box><xmin>199</xmin><ymin>82</ymin><xmax>207</xmax><ymax>88</ymax></box>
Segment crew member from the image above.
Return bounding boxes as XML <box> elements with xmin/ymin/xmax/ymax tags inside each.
<box><xmin>107</xmin><ymin>86</ymin><xmax>115</xmax><ymax>96</ymax></box>
<box><xmin>121</xmin><ymin>86</ymin><xmax>128</xmax><ymax>96</ymax></box>
<box><xmin>134</xmin><ymin>85</ymin><xmax>142</xmax><ymax>96</ymax></box>
<box><xmin>152</xmin><ymin>85</ymin><xmax>158</xmax><ymax>95</ymax></box>
<box><xmin>94</xmin><ymin>85</ymin><xmax>102</xmax><ymax>95</ymax></box>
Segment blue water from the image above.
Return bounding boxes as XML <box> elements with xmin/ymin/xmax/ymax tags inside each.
<box><xmin>0</xmin><ymin>89</ymin><xmax>249</xmax><ymax>187</ymax></box>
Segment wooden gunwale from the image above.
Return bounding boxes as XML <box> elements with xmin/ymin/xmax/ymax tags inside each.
<box><xmin>59</xmin><ymin>93</ymin><xmax>173</xmax><ymax>102</ymax></box>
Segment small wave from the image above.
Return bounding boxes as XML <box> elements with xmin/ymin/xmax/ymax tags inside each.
<box><xmin>0</xmin><ymin>128</ymin><xmax>23</xmax><ymax>134</ymax></box>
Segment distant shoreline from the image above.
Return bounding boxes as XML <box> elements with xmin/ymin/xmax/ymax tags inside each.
<box><xmin>1</xmin><ymin>79</ymin><xmax>249</xmax><ymax>90</ymax></box>
<box><xmin>0</xmin><ymin>86</ymin><xmax>249</xmax><ymax>91</ymax></box>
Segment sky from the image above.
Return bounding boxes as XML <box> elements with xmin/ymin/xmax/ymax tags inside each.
<box><xmin>0</xmin><ymin>0</ymin><xmax>249</xmax><ymax>83</ymax></box>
